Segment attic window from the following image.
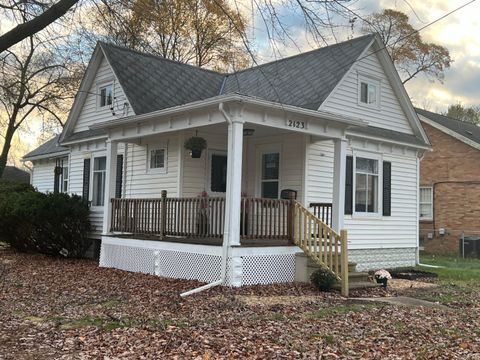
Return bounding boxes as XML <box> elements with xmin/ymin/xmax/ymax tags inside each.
<box><xmin>100</xmin><ymin>84</ymin><xmax>113</xmax><ymax>108</ymax></box>
<box><xmin>358</xmin><ymin>75</ymin><xmax>380</xmax><ymax>109</ymax></box>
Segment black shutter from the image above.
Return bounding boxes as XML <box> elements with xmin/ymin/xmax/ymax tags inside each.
<box><xmin>383</xmin><ymin>161</ymin><xmax>392</xmax><ymax>216</ymax></box>
<box><xmin>345</xmin><ymin>156</ymin><xmax>353</xmax><ymax>215</ymax></box>
<box><xmin>53</xmin><ymin>166</ymin><xmax>61</xmax><ymax>194</ymax></box>
<box><xmin>82</xmin><ymin>158</ymin><xmax>90</xmax><ymax>201</ymax></box>
<box><xmin>115</xmin><ymin>154</ymin><xmax>123</xmax><ymax>198</ymax></box>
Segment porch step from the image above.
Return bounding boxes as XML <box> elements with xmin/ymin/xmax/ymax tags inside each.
<box><xmin>305</xmin><ymin>256</ymin><xmax>357</xmax><ymax>273</ymax></box>
<box><xmin>348</xmin><ymin>271</ymin><xmax>371</xmax><ymax>284</ymax></box>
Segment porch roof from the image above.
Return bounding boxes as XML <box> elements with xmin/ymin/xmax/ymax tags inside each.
<box><xmin>90</xmin><ymin>93</ymin><xmax>368</xmax><ymax>136</ymax></box>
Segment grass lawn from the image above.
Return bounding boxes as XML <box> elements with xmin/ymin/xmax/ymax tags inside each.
<box><xmin>1</xmin><ymin>248</ymin><xmax>480</xmax><ymax>359</ymax></box>
<box><xmin>418</xmin><ymin>253</ymin><xmax>480</xmax><ymax>283</ymax></box>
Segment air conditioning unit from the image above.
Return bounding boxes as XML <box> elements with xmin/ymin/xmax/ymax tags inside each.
<box><xmin>459</xmin><ymin>236</ymin><xmax>480</xmax><ymax>258</ymax></box>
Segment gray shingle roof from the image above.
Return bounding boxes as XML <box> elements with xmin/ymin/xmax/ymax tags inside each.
<box><xmin>99</xmin><ymin>34</ymin><xmax>375</xmax><ymax>114</ymax></box>
<box><xmin>1</xmin><ymin>166</ymin><xmax>30</xmax><ymax>183</ymax></box>
<box><xmin>348</xmin><ymin>125</ymin><xmax>429</xmax><ymax>147</ymax></box>
<box><xmin>222</xmin><ymin>35</ymin><xmax>375</xmax><ymax>110</ymax></box>
<box><xmin>23</xmin><ymin>135</ymin><xmax>68</xmax><ymax>160</ymax></box>
<box><xmin>100</xmin><ymin>43</ymin><xmax>225</xmax><ymax>115</ymax></box>
<box><xmin>416</xmin><ymin>108</ymin><xmax>480</xmax><ymax>145</ymax></box>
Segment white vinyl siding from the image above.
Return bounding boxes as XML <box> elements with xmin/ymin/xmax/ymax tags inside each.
<box><xmin>30</xmin><ymin>158</ymin><xmax>58</xmax><ymax>193</ymax></box>
<box><xmin>306</xmin><ymin>139</ymin><xmax>418</xmax><ymax>249</ymax></box>
<box><xmin>73</xmin><ymin>57</ymin><xmax>132</xmax><ymax>133</ymax></box>
<box><xmin>320</xmin><ymin>48</ymin><xmax>414</xmax><ymax>134</ymax></box>
<box><xmin>124</xmin><ymin>135</ymin><xmax>179</xmax><ymax>198</ymax></box>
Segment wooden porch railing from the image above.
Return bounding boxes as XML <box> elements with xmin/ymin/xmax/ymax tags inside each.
<box><xmin>293</xmin><ymin>202</ymin><xmax>349</xmax><ymax>297</ymax></box>
<box><xmin>309</xmin><ymin>202</ymin><xmax>332</xmax><ymax>227</ymax></box>
<box><xmin>111</xmin><ymin>193</ymin><xmax>293</xmax><ymax>241</ymax></box>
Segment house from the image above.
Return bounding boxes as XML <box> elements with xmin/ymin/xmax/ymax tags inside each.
<box><xmin>1</xmin><ymin>166</ymin><xmax>30</xmax><ymax>184</ymax></box>
<box><xmin>416</xmin><ymin>108</ymin><xmax>480</xmax><ymax>254</ymax></box>
<box><xmin>23</xmin><ymin>34</ymin><xmax>430</xmax><ymax>295</ymax></box>
<box><xmin>23</xmin><ymin>135</ymin><xmax>69</xmax><ymax>193</ymax></box>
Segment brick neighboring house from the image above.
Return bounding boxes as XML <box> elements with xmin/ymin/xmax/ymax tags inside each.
<box><xmin>416</xmin><ymin>108</ymin><xmax>480</xmax><ymax>254</ymax></box>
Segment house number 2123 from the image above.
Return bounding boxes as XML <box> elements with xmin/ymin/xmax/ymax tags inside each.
<box><xmin>287</xmin><ymin>120</ymin><xmax>306</xmax><ymax>129</ymax></box>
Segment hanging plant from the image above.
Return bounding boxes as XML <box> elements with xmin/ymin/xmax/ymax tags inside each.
<box><xmin>184</xmin><ymin>136</ymin><xmax>207</xmax><ymax>158</ymax></box>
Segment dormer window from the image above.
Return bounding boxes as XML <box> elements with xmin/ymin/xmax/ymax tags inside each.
<box><xmin>358</xmin><ymin>75</ymin><xmax>380</xmax><ymax>109</ymax></box>
<box><xmin>99</xmin><ymin>84</ymin><xmax>113</xmax><ymax>108</ymax></box>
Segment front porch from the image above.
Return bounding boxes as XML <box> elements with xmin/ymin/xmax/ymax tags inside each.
<box><xmin>95</xmin><ymin>98</ymin><xmax>355</xmax><ymax>294</ymax></box>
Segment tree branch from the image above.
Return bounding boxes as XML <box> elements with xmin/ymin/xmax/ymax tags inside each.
<box><xmin>0</xmin><ymin>0</ymin><xmax>79</xmax><ymax>53</ymax></box>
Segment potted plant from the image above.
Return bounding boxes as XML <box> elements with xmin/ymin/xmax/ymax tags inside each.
<box><xmin>184</xmin><ymin>136</ymin><xmax>207</xmax><ymax>158</ymax></box>
<box><xmin>374</xmin><ymin>269</ymin><xmax>392</xmax><ymax>288</ymax></box>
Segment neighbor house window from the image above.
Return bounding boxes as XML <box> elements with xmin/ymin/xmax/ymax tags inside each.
<box><xmin>358</xmin><ymin>76</ymin><xmax>380</xmax><ymax>108</ymax></box>
<box><xmin>261</xmin><ymin>153</ymin><xmax>280</xmax><ymax>198</ymax></box>
<box><xmin>355</xmin><ymin>157</ymin><xmax>379</xmax><ymax>213</ymax></box>
<box><xmin>210</xmin><ymin>153</ymin><xmax>227</xmax><ymax>192</ymax></box>
<box><xmin>419</xmin><ymin>187</ymin><xmax>433</xmax><ymax>220</ymax></box>
<box><xmin>99</xmin><ymin>84</ymin><xmax>113</xmax><ymax>108</ymax></box>
<box><xmin>92</xmin><ymin>156</ymin><xmax>106</xmax><ymax>206</ymax></box>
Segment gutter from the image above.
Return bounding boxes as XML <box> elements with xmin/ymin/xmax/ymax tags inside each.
<box><xmin>179</xmin><ymin>102</ymin><xmax>233</xmax><ymax>297</ymax></box>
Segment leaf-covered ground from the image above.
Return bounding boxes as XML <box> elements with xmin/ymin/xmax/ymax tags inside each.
<box><xmin>1</xmin><ymin>248</ymin><xmax>479</xmax><ymax>359</ymax></box>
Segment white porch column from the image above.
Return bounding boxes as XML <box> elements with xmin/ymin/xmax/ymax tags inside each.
<box><xmin>332</xmin><ymin>138</ymin><xmax>347</xmax><ymax>232</ymax></box>
<box><xmin>223</xmin><ymin>114</ymin><xmax>244</xmax><ymax>247</ymax></box>
<box><xmin>103</xmin><ymin>140</ymin><xmax>118</xmax><ymax>235</ymax></box>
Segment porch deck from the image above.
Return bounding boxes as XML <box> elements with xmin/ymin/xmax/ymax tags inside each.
<box><xmin>108</xmin><ymin>234</ymin><xmax>292</xmax><ymax>247</ymax></box>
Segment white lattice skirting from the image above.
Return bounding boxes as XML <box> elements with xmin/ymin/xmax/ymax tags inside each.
<box><xmin>100</xmin><ymin>237</ymin><xmax>301</xmax><ymax>286</ymax></box>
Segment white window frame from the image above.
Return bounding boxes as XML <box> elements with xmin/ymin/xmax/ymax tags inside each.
<box><xmin>207</xmin><ymin>149</ymin><xmax>228</xmax><ymax>194</ymax></box>
<box><xmin>147</xmin><ymin>143</ymin><xmax>167</xmax><ymax>174</ymax></box>
<box><xmin>90</xmin><ymin>154</ymin><xmax>107</xmax><ymax>208</ymax></box>
<box><xmin>352</xmin><ymin>151</ymin><xmax>383</xmax><ymax>217</ymax></box>
<box><xmin>97</xmin><ymin>82</ymin><xmax>114</xmax><ymax>109</ymax></box>
<box><xmin>60</xmin><ymin>157</ymin><xmax>69</xmax><ymax>193</ymax></box>
<box><xmin>419</xmin><ymin>186</ymin><xmax>433</xmax><ymax>220</ymax></box>
<box><xmin>255</xmin><ymin>144</ymin><xmax>282</xmax><ymax>199</ymax></box>
<box><xmin>358</xmin><ymin>74</ymin><xmax>381</xmax><ymax>110</ymax></box>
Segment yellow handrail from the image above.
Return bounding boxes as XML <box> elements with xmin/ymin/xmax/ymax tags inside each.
<box><xmin>293</xmin><ymin>201</ymin><xmax>349</xmax><ymax>297</ymax></box>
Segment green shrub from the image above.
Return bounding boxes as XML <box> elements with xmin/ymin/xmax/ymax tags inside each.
<box><xmin>310</xmin><ymin>267</ymin><xmax>338</xmax><ymax>291</ymax></box>
<box><xmin>0</xmin><ymin>185</ymin><xmax>92</xmax><ymax>258</ymax></box>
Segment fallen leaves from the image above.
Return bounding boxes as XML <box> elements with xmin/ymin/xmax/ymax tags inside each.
<box><xmin>1</xmin><ymin>248</ymin><xmax>479</xmax><ymax>359</ymax></box>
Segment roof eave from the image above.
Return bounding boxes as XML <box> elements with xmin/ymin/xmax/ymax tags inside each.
<box><xmin>90</xmin><ymin>94</ymin><xmax>368</xmax><ymax>131</ymax></box>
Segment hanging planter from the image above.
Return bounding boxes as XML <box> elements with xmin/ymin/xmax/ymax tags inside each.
<box><xmin>184</xmin><ymin>136</ymin><xmax>207</xmax><ymax>158</ymax></box>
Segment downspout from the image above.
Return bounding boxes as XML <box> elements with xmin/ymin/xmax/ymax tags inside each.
<box><xmin>180</xmin><ymin>102</ymin><xmax>231</xmax><ymax>297</ymax></box>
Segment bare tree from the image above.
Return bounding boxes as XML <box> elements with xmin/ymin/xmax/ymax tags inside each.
<box><xmin>361</xmin><ymin>9</ymin><xmax>451</xmax><ymax>84</ymax></box>
<box><xmin>0</xmin><ymin>35</ymin><xmax>78</xmax><ymax>177</ymax></box>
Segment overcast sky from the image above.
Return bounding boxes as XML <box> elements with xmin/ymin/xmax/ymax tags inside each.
<box><xmin>251</xmin><ymin>0</ymin><xmax>480</xmax><ymax>113</ymax></box>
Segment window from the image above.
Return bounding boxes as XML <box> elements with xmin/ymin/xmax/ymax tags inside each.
<box><xmin>419</xmin><ymin>187</ymin><xmax>433</xmax><ymax>220</ymax></box>
<box><xmin>210</xmin><ymin>154</ymin><xmax>227</xmax><ymax>192</ymax></box>
<box><xmin>358</xmin><ymin>75</ymin><xmax>380</xmax><ymax>108</ymax></box>
<box><xmin>147</xmin><ymin>146</ymin><xmax>167</xmax><ymax>173</ymax></box>
<box><xmin>261</xmin><ymin>153</ymin><xmax>280</xmax><ymax>198</ymax></box>
<box><xmin>355</xmin><ymin>157</ymin><xmax>379</xmax><ymax>213</ymax></box>
<box><xmin>150</xmin><ymin>148</ymin><xmax>165</xmax><ymax>169</ymax></box>
<box><xmin>62</xmin><ymin>164</ymin><xmax>69</xmax><ymax>193</ymax></box>
<box><xmin>92</xmin><ymin>156</ymin><xmax>106</xmax><ymax>206</ymax></box>
<box><xmin>99</xmin><ymin>84</ymin><xmax>113</xmax><ymax>108</ymax></box>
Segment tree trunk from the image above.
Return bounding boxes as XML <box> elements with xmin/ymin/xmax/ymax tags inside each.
<box><xmin>0</xmin><ymin>124</ymin><xmax>16</xmax><ymax>178</ymax></box>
